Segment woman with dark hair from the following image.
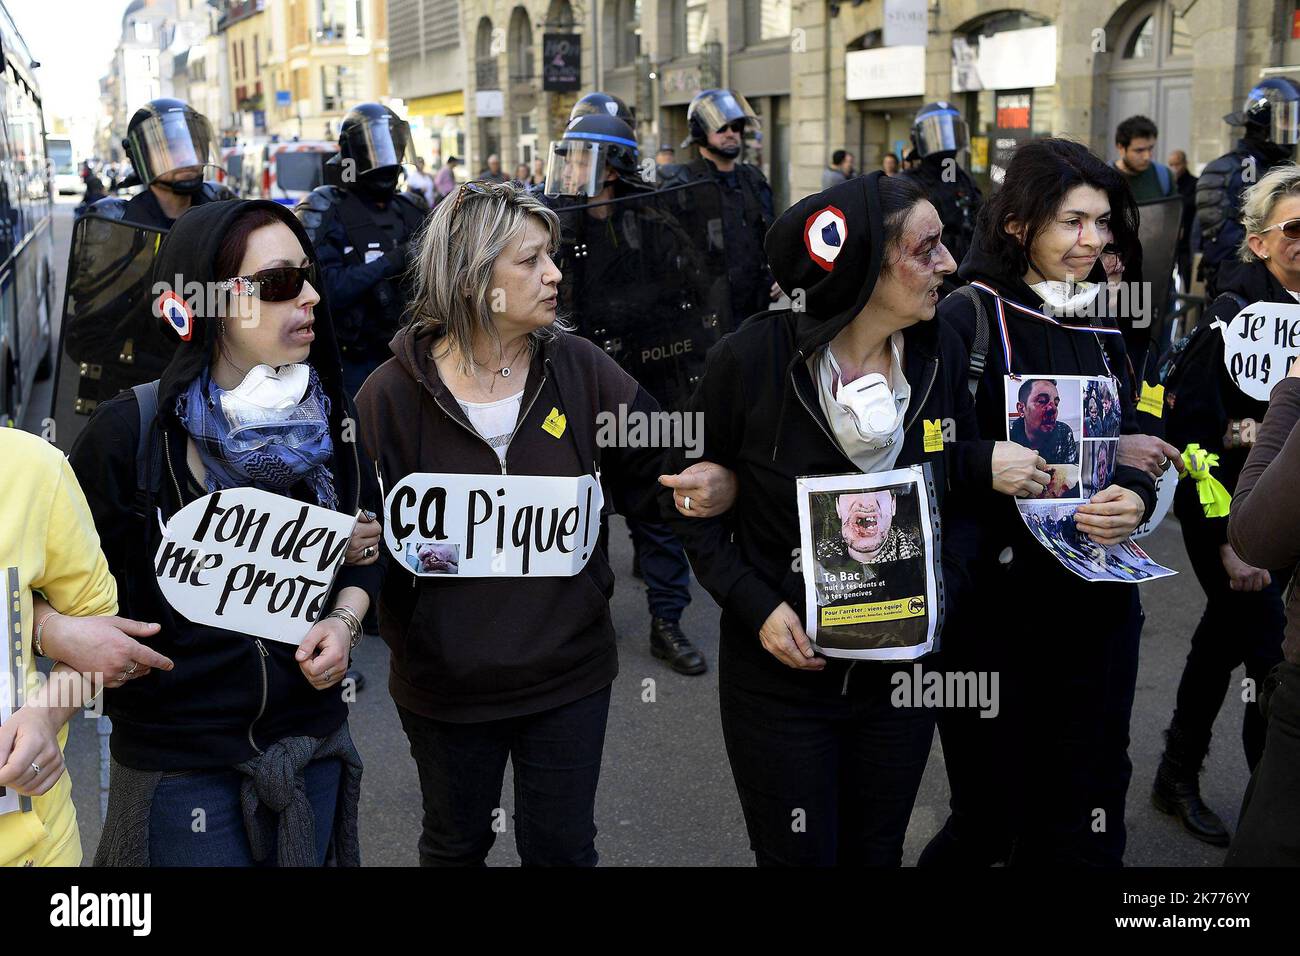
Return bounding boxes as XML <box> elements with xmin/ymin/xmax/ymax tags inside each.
<box><xmin>661</xmin><ymin>172</ymin><xmax>1047</xmax><ymax>866</ymax></box>
<box><xmin>65</xmin><ymin>199</ymin><xmax>384</xmax><ymax>866</ymax></box>
<box><xmin>921</xmin><ymin>138</ymin><xmax>1158</xmax><ymax>867</ymax></box>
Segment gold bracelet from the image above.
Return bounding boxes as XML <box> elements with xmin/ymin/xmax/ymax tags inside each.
<box><xmin>33</xmin><ymin>611</ymin><xmax>58</xmax><ymax>658</ymax></box>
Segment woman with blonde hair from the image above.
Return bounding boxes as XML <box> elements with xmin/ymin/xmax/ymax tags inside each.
<box><xmin>356</xmin><ymin>180</ymin><xmax>669</xmax><ymax>866</ymax></box>
<box><xmin>1155</xmin><ymin>162</ymin><xmax>1300</xmax><ymax>847</ymax></box>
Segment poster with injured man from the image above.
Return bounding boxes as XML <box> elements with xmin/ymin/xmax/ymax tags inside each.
<box><xmin>1004</xmin><ymin>373</ymin><xmax>1175</xmax><ymax>583</ymax></box>
<box><xmin>795</xmin><ymin>465</ymin><xmax>943</xmax><ymax>659</ymax></box>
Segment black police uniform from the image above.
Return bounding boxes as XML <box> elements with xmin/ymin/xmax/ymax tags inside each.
<box><xmin>661</xmin><ymin>157</ymin><xmax>774</xmax><ymax>325</ymax></box>
<box><xmin>90</xmin><ymin>180</ymin><xmax>235</xmax><ymax>229</ymax></box>
<box><xmin>296</xmin><ymin>184</ymin><xmax>427</xmax><ymax>395</ymax></box>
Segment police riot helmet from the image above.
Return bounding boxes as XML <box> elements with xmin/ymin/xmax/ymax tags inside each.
<box><xmin>1225</xmin><ymin>77</ymin><xmax>1300</xmax><ymax>145</ymax></box>
<box><xmin>544</xmin><ymin>113</ymin><xmax>641</xmax><ymax>198</ymax></box>
<box><xmin>121</xmin><ymin>98</ymin><xmax>218</xmax><ymax>188</ymax></box>
<box><xmin>338</xmin><ymin>103</ymin><xmax>416</xmax><ymax>179</ymax></box>
<box><xmin>570</xmin><ymin>92</ymin><xmax>635</xmax><ymax>127</ymax></box>
<box><xmin>910</xmin><ymin>101</ymin><xmax>970</xmax><ymax>158</ymax></box>
<box><xmin>683</xmin><ymin>89</ymin><xmax>761</xmax><ymax>149</ymax></box>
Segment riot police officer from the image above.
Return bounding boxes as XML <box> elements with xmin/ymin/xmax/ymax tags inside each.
<box><xmin>900</xmin><ymin>101</ymin><xmax>983</xmax><ymax>295</ymax></box>
<box><xmin>544</xmin><ymin>108</ymin><xmax>724</xmax><ymax>675</ymax></box>
<box><xmin>661</xmin><ymin>89</ymin><xmax>778</xmax><ymax>325</ymax></box>
<box><xmin>296</xmin><ymin>103</ymin><xmax>428</xmax><ymax>396</ymax></box>
<box><xmin>53</xmin><ymin>98</ymin><xmax>234</xmax><ymax>448</ymax></box>
<box><xmin>1196</xmin><ymin>77</ymin><xmax>1300</xmax><ymax>298</ymax></box>
<box><xmin>92</xmin><ymin>98</ymin><xmax>235</xmax><ymax>227</ymax></box>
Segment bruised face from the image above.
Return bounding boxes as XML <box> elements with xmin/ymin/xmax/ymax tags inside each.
<box><xmin>869</xmin><ymin>201</ymin><xmax>957</xmax><ymax>325</ymax></box>
<box><xmin>1011</xmin><ymin>185</ymin><xmax>1112</xmax><ymax>284</ymax></box>
<box><xmin>836</xmin><ymin>490</ymin><xmax>896</xmax><ymax>561</ymax></box>
<box><xmin>219</xmin><ymin>221</ymin><xmax>319</xmax><ymax>372</ymax></box>
<box><xmin>1018</xmin><ymin>380</ymin><xmax>1060</xmax><ymax>441</ymax></box>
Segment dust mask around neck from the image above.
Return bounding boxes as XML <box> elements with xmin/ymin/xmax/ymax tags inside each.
<box><xmin>1029</xmin><ymin>279</ymin><xmax>1101</xmax><ymax>318</ymax></box>
<box><xmin>827</xmin><ymin>340</ymin><xmax>905</xmax><ymax>445</ymax></box>
<box><xmin>219</xmin><ymin>363</ymin><xmax>311</xmax><ymax>427</ymax></box>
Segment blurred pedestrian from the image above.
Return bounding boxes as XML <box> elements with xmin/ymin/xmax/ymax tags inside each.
<box><xmin>479</xmin><ymin>153</ymin><xmax>507</xmax><ymax>183</ymax></box>
<box><xmin>1113</xmin><ymin>115</ymin><xmax>1175</xmax><ymax>202</ymax></box>
<box><xmin>821</xmin><ymin>149</ymin><xmax>855</xmax><ymax>189</ymax></box>
<box><xmin>882</xmin><ymin>152</ymin><xmax>900</xmax><ymax>176</ymax></box>
<box><xmin>406</xmin><ymin>156</ymin><xmax>436</xmax><ymax>207</ymax></box>
<box><xmin>1168</xmin><ymin>149</ymin><xmax>1198</xmax><ymax>291</ymax></box>
<box><xmin>434</xmin><ymin>155</ymin><xmax>460</xmax><ymax>203</ymax></box>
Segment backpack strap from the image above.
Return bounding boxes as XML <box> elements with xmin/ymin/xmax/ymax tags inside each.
<box><xmin>132</xmin><ymin>380</ymin><xmax>163</xmax><ymax>516</ymax></box>
<box><xmin>1155</xmin><ymin>162</ymin><xmax>1173</xmax><ymax>196</ymax></box>
<box><xmin>951</xmin><ymin>284</ymin><xmax>991</xmax><ymax>396</ymax></box>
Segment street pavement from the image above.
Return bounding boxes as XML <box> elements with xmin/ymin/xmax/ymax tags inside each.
<box><xmin>28</xmin><ymin>197</ymin><xmax>1249</xmax><ymax>866</ymax></box>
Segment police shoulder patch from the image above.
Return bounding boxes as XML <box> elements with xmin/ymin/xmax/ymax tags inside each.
<box><xmin>804</xmin><ymin>205</ymin><xmax>847</xmax><ymax>272</ymax></box>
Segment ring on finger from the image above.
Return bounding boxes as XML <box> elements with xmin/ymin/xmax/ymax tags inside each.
<box><xmin>323</xmin><ymin>669</ymin><xmax>333</xmax><ymax>683</ymax></box>
<box><xmin>363</xmin><ymin>545</ymin><xmax>376</xmax><ymax>559</ymax></box>
<box><xmin>30</xmin><ymin>761</ymin><xmax>40</xmax><ymax>777</ymax></box>
<box><xmin>683</xmin><ymin>495</ymin><xmax>692</xmax><ymax>511</ymax></box>
<box><xmin>125</xmin><ymin>661</ymin><xmax>138</xmax><ymax>676</ymax></box>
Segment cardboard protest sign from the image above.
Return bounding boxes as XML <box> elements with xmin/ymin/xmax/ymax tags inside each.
<box><xmin>796</xmin><ymin>465</ymin><xmax>943</xmax><ymax>660</ymax></box>
<box><xmin>154</xmin><ymin>488</ymin><xmax>356</xmax><ymax>645</ymax></box>
<box><xmin>1005</xmin><ymin>373</ymin><xmax>1176</xmax><ymax>582</ymax></box>
<box><xmin>1221</xmin><ymin>300</ymin><xmax>1300</xmax><ymax>401</ymax></box>
<box><xmin>383</xmin><ymin>473</ymin><xmax>604</xmax><ymax>577</ymax></box>
<box><xmin>1</xmin><ymin>568</ymin><xmax>28</xmax><ymax>816</ymax></box>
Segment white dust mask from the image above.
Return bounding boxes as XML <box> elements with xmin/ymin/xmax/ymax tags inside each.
<box><xmin>1029</xmin><ymin>279</ymin><xmax>1101</xmax><ymax>318</ymax></box>
<box><xmin>827</xmin><ymin>344</ymin><xmax>904</xmax><ymax>444</ymax></box>
<box><xmin>219</xmin><ymin>363</ymin><xmax>312</xmax><ymax>432</ymax></box>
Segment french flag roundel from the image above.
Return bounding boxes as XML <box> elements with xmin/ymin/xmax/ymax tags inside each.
<box><xmin>156</xmin><ymin>291</ymin><xmax>193</xmax><ymax>341</ymax></box>
<box><xmin>804</xmin><ymin>205</ymin><xmax>847</xmax><ymax>271</ymax></box>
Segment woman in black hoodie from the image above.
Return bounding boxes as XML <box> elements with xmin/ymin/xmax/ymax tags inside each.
<box><xmin>922</xmin><ymin>138</ymin><xmax>1156</xmax><ymax>867</ymax></box>
<box><xmin>661</xmin><ymin>172</ymin><xmax>1048</xmax><ymax>866</ymax></box>
<box><xmin>66</xmin><ymin>199</ymin><xmax>384</xmax><ymax>866</ymax></box>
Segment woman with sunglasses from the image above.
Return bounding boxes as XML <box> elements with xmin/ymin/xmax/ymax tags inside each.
<box><xmin>920</xmin><ymin>139</ymin><xmax>1157</xmax><ymax>867</ymax></box>
<box><xmin>355</xmin><ymin>181</ymin><xmax>670</xmax><ymax>866</ymax></box>
<box><xmin>1152</xmin><ymin>163</ymin><xmax>1300</xmax><ymax>847</ymax></box>
<box><xmin>65</xmin><ymin>199</ymin><xmax>384</xmax><ymax>866</ymax></box>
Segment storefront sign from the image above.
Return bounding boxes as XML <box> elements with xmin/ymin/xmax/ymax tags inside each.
<box><xmin>846</xmin><ymin>46</ymin><xmax>926</xmax><ymax>100</ymax></box>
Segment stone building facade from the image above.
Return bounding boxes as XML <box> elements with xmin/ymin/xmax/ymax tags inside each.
<box><xmin>451</xmin><ymin>0</ymin><xmax>1300</xmax><ymax>209</ymax></box>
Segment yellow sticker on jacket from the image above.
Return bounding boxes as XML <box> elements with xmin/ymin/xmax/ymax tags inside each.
<box><xmin>923</xmin><ymin>419</ymin><xmax>944</xmax><ymax>452</ymax></box>
<box><xmin>542</xmin><ymin>407</ymin><xmax>567</xmax><ymax>438</ymax></box>
<box><xmin>1138</xmin><ymin>382</ymin><xmax>1165</xmax><ymax>419</ymax></box>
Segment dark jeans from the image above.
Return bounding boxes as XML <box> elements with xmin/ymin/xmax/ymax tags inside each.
<box><xmin>627</xmin><ymin>518</ymin><xmax>692</xmax><ymax>622</ymax></box>
<box><xmin>1226</xmin><ymin>661</ymin><xmax>1300</xmax><ymax>865</ymax></box>
<box><xmin>147</xmin><ymin>758</ymin><xmax>342</xmax><ymax>866</ymax></box>
<box><xmin>719</xmin><ymin>664</ymin><xmax>935</xmax><ymax>866</ymax></box>
<box><xmin>397</xmin><ymin>685</ymin><xmax>612</xmax><ymax>866</ymax></box>
<box><xmin>924</xmin><ymin>575</ymin><xmax>1143</xmax><ymax>867</ymax></box>
<box><xmin>1168</xmin><ymin>524</ymin><xmax>1286</xmax><ymax>770</ymax></box>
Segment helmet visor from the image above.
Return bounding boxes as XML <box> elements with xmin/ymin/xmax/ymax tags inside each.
<box><xmin>691</xmin><ymin>91</ymin><xmax>761</xmax><ymax>135</ymax></box>
<box><xmin>913</xmin><ymin>110</ymin><xmax>969</xmax><ymax>156</ymax></box>
<box><xmin>544</xmin><ymin>140</ymin><xmax>611</xmax><ymax>198</ymax></box>
<box><xmin>126</xmin><ymin>108</ymin><xmax>218</xmax><ymax>184</ymax></box>
<box><xmin>1270</xmin><ymin>96</ymin><xmax>1300</xmax><ymax>145</ymax></box>
<box><xmin>342</xmin><ymin>116</ymin><xmax>416</xmax><ymax>175</ymax></box>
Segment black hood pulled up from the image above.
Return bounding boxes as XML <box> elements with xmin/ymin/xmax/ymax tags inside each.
<box><xmin>764</xmin><ymin>170</ymin><xmax>887</xmax><ymax>353</ymax></box>
<box><xmin>151</xmin><ymin>198</ymin><xmax>346</xmax><ymax>419</ymax></box>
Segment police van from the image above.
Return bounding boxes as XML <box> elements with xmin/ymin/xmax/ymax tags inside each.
<box><xmin>243</xmin><ymin>140</ymin><xmax>338</xmax><ymax>205</ymax></box>
<box><xmin>0</xmin><ymin>3</ymin><xmax>55</xmax><ymax>424</ymax></box>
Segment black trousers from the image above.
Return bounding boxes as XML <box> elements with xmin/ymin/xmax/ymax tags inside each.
<box><xmin>1226</xmin><ymin>661</ymin><xmax>1300</xmax><ymax>865</ymax></box>
<box><xmin>719</xmin><ymin>660</ymin><xmax>935</xmax><ymax>866</ymax></box>
<box><xmin>396</xmin><ymin>685</ymin><xmax>611</xmax><ymax>867</ymax></box>
<box><xmin>1168</xmin><ymin>523</ymin><xmax>1286</xmax><ymax>770</ymax></box>
<box><xmin>923</xmin><ymin>569</ymin><xmax>1143</xmax><ymax>867</ymax></box>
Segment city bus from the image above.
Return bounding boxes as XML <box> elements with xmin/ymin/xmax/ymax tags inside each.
<box><xmin>46</xmin><ymin>134</ymin><xmax>78</xmax><ymax>194</ymax></box>
<box><xmin>0</xmin><ymin>2</ymin><xmax>55</xmax><ymax>425</ymax></box>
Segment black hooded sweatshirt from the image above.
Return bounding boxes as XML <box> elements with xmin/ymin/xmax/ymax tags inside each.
<box><xmin>1165</xmin><ymin>258</ymin><xmax>1282</xmax><ymax>547</ymax></box>
<box><xmin>68</xmin><ymin>199</ymin><xmax>384</xmax><ymax>771</ymax></box>
<box><xmin>936</xmin><ymin>231</ymin><xmax>1156</xmax><ymax>579</ymax></box>
<box><xmin>661</xmin><ymin>171</ymin><xmax>996</xmax><ymax>699</ymax></box>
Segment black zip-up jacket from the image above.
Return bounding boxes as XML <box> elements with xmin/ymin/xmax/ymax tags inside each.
<box><xmin>937</xmin><ymin>237</ymin><xmax>1157</xmax><ymax>571</ymax></box>
<box><xmin>68</xmin><ymin>387</ymin><xmax>383</xmax><ymax>771</ymax></box>
<box><xmin>1166</xmin><ymin>259</ymin><xmax>1281</xmax><ymax>546</ymax></box>
<box><xmin>661</xmin><ymin>308</ymin><xmax>994</xmax><ymax>698</ymax></box>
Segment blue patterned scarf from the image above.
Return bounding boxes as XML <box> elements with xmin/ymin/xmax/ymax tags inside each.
<box><xmin>177</xmin><ymin>366</ymin><xmax>338</xmax><ymax>509</ymax></box>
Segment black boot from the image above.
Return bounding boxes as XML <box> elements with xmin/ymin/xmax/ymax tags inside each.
<box><xmin>1151</xmin><ymin>726</ymin><xmax>1229</xmax><ymax>846</ymax></box>
<box><xmin>650</xmin><ymin>617</ymin><xmax>706</xmax><ymax>675</ymax></box>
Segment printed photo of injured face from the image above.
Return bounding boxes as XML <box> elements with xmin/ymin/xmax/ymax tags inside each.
<box><xmin>1005</xmin><ymin>376</ymin><xmax>1083</xmax><ymax>498</ymax></box>
<box><xmin>835</xmin><ymin>490</ymin><xmax>921</xmax><ymax>565</ymax></box>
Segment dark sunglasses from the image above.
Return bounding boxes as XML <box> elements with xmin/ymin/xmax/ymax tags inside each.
<box><xmin>1262</xmin><ymin>218</ymin><xmax>1300</xmax><ymax>240</ymax></box>
<box><xmin>717</xmin><ymin>120</ymin><xmax>747</xmax><ymax>135</ymax></box>
<box><xmin>218</xmin><ymin>265</ymin><xmax>315</xmax><ymax>302</ymax></box>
